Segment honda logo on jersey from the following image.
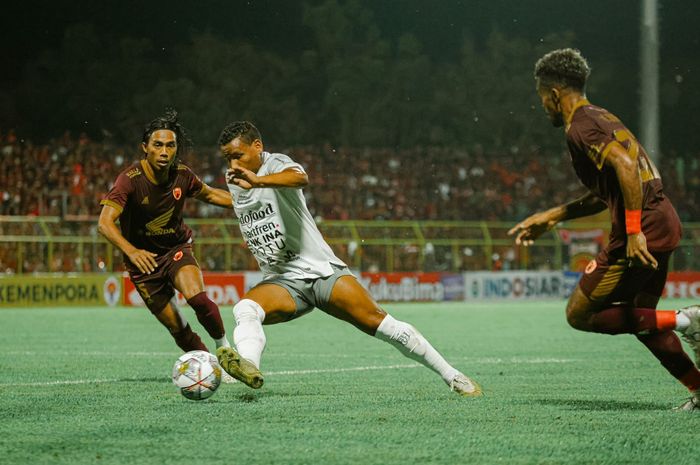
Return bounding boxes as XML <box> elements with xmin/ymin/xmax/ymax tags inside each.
<box><xmin>173</xmin><ymin>187</ymin><xmax>182</xmax><ymax>200</ymax></box>
<box><xmin>145</xmin><ymin>206</ymin><xmax>175</xmax><ymax>236</ymax></box>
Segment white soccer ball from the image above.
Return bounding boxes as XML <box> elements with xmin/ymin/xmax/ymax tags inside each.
<box><xmin>172</xmin><ymin>350</ymin><xmax>222</xmax><ymax>400</ymax></box>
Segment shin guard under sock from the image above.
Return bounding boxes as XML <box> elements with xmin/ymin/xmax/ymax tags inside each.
<box><xmin>187</xmin><ymin>292</ymin><xmax>226</xmax><ymax>340</ymax></box>
<box><xmin>637</xmin><ymin>331</ymin><xmax>700</xmax><ymax>392</ymax></box>
<box><xmin>172</xmin><ymin>324</ymin><xmax>208</xmax><ymax>352</ymax></box>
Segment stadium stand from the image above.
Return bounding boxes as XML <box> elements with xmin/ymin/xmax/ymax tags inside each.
<box><xmin>1</xmin><ymin>130</ymin><xmax>698</xmax><ymax>221</ymax></box>
<box><xmin>2</xmin><ymin>130</ymin><xmax>699</xmax><ymax>274</ymax></box>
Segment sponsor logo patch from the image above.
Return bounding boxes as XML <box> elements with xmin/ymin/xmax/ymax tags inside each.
<box><xmin>145</xmin><ymin>207</ymin><xmax>175</xmax><ymax>235</ymax></box>
<box><xmin>238</xmin><ymin>203</ymin><xmax>274</xmax><ymax>226</ymax></box>
<box><xmin>173</xmin><ymin>250</ymin><xmax>184</xmax><ymax>261</ymax></box>
<box><xmin>126</xmin><ymin>168</ymin><xmax>142</xmax><ymax>178</ymax></box>
<box><xmin>585</xmin><ymin>259</ymin><xmax>598</xmax><ymax>274</ymax></box>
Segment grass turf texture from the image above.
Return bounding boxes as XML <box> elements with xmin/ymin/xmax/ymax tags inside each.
<box><xmin>1</xmin><ymin>300</ymin><xmax>699</xmax><ymax>465</ymax></box>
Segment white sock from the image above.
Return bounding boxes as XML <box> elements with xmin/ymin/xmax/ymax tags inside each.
<box><xmin>375</xmin><ymin>314</ymin><xmax>459</xmax><ymax>384</ymax></box>
<box><xmin>214</xmin><ymin>336</ymin><xmax>231</xmax><ymax>349</ymax></box>
<box><xmin>675</xmin><ymin>311</ymin><xmax>691</xmax><ymax>331</ymax></box>
<box><xmin>233</xmin><ymin>299</ymin><xmax>267</xmax><ymax>369</ymax></box>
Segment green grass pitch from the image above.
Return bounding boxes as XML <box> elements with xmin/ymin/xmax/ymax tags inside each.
<box><xmin>1</xmin><ymin>300</ymin><xmax>699</xmax><ymax>465</ymax></box>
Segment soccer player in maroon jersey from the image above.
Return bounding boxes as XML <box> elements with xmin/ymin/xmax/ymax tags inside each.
<box><xmin>98</xmin><ymin>111</ymin><xmax>237</xmax><ymax>360</ymax></box>
<box><xmin>509</xmin><ymin>49</ymin><xmax>700</xmax><ymax>411</ymax></box>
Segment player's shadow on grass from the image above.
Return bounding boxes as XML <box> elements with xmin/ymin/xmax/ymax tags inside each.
<box><xmin>213</xmin><ymin>392</ymin><xmax>262</xmax><ymax>404</ymax></box>
<box><xmin>237</xmin><ymin>392</ymin><xmax>260</xmax><ymax>403</ymax></box>
<box><xmin>214</xmin><ymin>389</ymin><xmax>313</xmax><ymax>404</ymax></box>
<box><xmin>535</xmin><ymin>398</ymin><xmax>666</xmax><ymax>411</ymax></box>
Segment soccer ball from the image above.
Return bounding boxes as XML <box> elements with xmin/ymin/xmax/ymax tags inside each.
<box><xmin>172</xmin><ymin>350</ymin><xmax>222</xmax><ymax>400</ymax></box>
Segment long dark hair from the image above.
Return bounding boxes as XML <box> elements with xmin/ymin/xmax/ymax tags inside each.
<box><xmin>141</xmin><ymin>109</ymin><xmax>192</xmax><ymax>163</ymax></box>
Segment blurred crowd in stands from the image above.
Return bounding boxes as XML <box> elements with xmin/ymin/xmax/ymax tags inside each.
<box><xmin>2</xmin><ymin>129</ymin><xmax>700</xmax><ymax>221</ymax></box>
<box><xmin>2</xmin><ymin>129</ymin><xmax>700</xmax><ymax>273</ymax></box>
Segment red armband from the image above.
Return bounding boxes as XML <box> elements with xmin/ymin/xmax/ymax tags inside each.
<box><xmin>625</xmin><ymin>209</ymin><xmax>642</xmax><ymax>235</ymax></box>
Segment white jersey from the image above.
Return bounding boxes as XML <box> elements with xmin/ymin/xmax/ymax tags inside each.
<box><xmin>227</xmin><ymin>151</ymin><xmax>346</xmax><ymax>280</ymax></box>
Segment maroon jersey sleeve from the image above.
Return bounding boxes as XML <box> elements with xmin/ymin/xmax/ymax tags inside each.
<box><xmin>100</xmin><ymin>170</ymin><xmax>134</xmax><ymax>213</ymax></box>
<box><xmin>567</xmin><ymin>110</ymin><xmax>620</xmax><ymax>171</ymax></box>
<box><xmin>180</xmin><ymin>165</ymin><xmax>204</xmax><ymax>198</ymax></box>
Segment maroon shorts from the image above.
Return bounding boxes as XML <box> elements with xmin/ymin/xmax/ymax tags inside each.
<box><xmin>578</xmin><ymin>247</ymin><xmax>671</xmax><ymax>305</ymax></box>
<box><xmin>129</xmin><ymin>244</ymin><xmax>200</xmax><ymax>314</ymax></box>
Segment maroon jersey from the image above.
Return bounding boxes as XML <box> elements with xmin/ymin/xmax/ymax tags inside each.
<box><xmin>566</xmin><ymin>99</ymin><xmax>681</xmax><ymax>252</ymax></box>
<box><xmin>101</xmin><ymin>160</ymin><xmax>204</xmax><ymax>266</ymax></box>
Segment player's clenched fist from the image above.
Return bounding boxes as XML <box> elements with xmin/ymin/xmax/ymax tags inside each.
<box><xmin>226</xmin><ymin>162</ymin><xmax>258</xmax><ymax>190</ymax></box>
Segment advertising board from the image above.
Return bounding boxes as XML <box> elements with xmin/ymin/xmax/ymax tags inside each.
<box><xmin>0</xmin><ymin>274</ymin><xmax>122</xmax><ymax>307</ymax></box>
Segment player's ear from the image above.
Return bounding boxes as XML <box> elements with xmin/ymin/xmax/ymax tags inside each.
<box><xmin>141</xmin><ymin>142</ymin><xmax>148</xmax><ymax>156</ymax></box>
<box><xmin>551</xmin><ymin>87</ymin><xmax>561</xmax><ymax>108</ymax></box>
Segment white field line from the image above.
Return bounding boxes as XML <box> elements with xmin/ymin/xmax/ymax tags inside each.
<box><xmin>3</xmin><ymin>351</ymin><xmax>579</xmax><ymax>364</ymax></box>
<box><xmin>3</xmin><ymin>351</ymin><xmax>368</xmax><ymax>358</ymax></box>
<box><xmin>3</xmin><ymin>351</ymin><xmax>179</xmax><ymax>357</ymax></box>
<box><xmin>265</xmin><ymin>363</ymin><xmax>420</xmax><ymax>376</ymax></box>
<box><xmin>0</xmin><ymin>358</ymin><xmax>576</xmax><ymax>388</ymax></box>
<box><xmin>0</xmin><ymin>364</ymin><xmax>421</xmax><ymax>388</ymax></box>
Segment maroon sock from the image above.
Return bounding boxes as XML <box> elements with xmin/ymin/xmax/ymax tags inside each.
<box><xmin>637</xmin><ymin>331</ymin><xmax>700</xmax><ymax>391</ymax></box>
<box><xmin>187</xmin><ymin>291</ymin><xmax>226</xmax><ymax>339</ymax></box>
<box><xmin>588</xmin><ymin>307</ymin><xmax>673</xmax><ymax>335</ymax></box>
<box><xmin>172</xmin><ymin>324</ymin><xmax>207</xmax><ymax>352</ymax></box>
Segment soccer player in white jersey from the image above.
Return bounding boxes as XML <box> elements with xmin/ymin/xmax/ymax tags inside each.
<box><xmin>214</xmin><ymin>121</ymin><xmax>482</xmax><ymax>396</ymax></box>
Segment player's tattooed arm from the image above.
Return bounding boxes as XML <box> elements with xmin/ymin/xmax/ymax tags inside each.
<box><xmin>508</xmin><ymin>206</ymin><xmax>561</xmax><ymax>246</ymax></box>
<box><xmin>195</xmin><ymin>184</ymin><xmax>233</xmax><ymax>209</ymax></box>
<box><xmin>508</xmin><ymin>193</ymin><xmax>605</xmax><ymax>246</ymax></box>
<box><xmin>605</xmin><ymin>141</ymin><xmax>658</xmax><ymax>269</ymax></box>
<box><xmin>560</xmin><ymin>192</ymin><xmax>607</xmax><ymax>220</ymax></box>
<box><xmin>605</xmin><ymin>141</ymin><xmax>643</xmax><ymax>212</ymax></box>
<box><xmin>98</xmin><ymin>205</ymin><xmax>158</xmax><ymax>274</ymax></box>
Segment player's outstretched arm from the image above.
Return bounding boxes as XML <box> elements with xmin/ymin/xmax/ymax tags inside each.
<box><xmin>508</xmin><ymin>206</ymin><xmax>565</xmax><ymax>246</ymax></box>
<box><xmin>195</xmin><ymin>184</ymin><xmax>233</xmax><ymax>209</ymax></box>
<box><xmin>97</xmin><ymin>205</ymin><xmax>158</xmax><ymax>274</ymax></box>
<box><xmin>508</xmin><ymin>193</ymin><xmax>606</xmax><ymax>246</ymax></box>
<box><xmin>604</xmin><ymin>142</ymin><xmax>658</xmax><ymax>269</ymax></box>
<box><xmin>227</xmin><ymin>164</ymin><xmax>308</xmax><ymax>190</ymax></box>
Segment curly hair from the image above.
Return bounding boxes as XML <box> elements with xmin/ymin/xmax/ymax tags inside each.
<box><xmin>218</xmin><ymin>121</ymin><xmax>262</xmax><ymax>146</ymax></box>
<box><xmin>141</xmin><ymin>108</ymin><xmax>191</xmax><ymax>157</ymax></box>
<box><xmin>534</xmin><ymin>48</ymin><xmax>591</xmax><ymax>92</ymax></box>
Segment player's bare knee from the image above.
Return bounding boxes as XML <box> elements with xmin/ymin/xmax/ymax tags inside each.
<box><xmin>566</xmin><ymin>299</ymin><xmax>601</xmax><ymax>332</ymax></box>
<box><xmin>566</xmin><ymin>307</ymin><xmax>587</xmax><ymax>331</ymax></box>
<box><xmin>565</xmin><ymin>288</ymin><xmax>595</xmax><ymax>331</ymax></box>
<box><xmin>355</xmin><ymin>306</ymin><xmax>387</xmax><ymax>334</ymax></box>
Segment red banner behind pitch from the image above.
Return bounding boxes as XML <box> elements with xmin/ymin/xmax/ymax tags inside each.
<box><xmin>122</xmin><ymin>272</ymin><xmax>245</xmax><ymax>306</ymax></box>
<box><xmin>664</xmin><ymin>272</ymin><xmax>700</xmax><ymax>299</ymax></box>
